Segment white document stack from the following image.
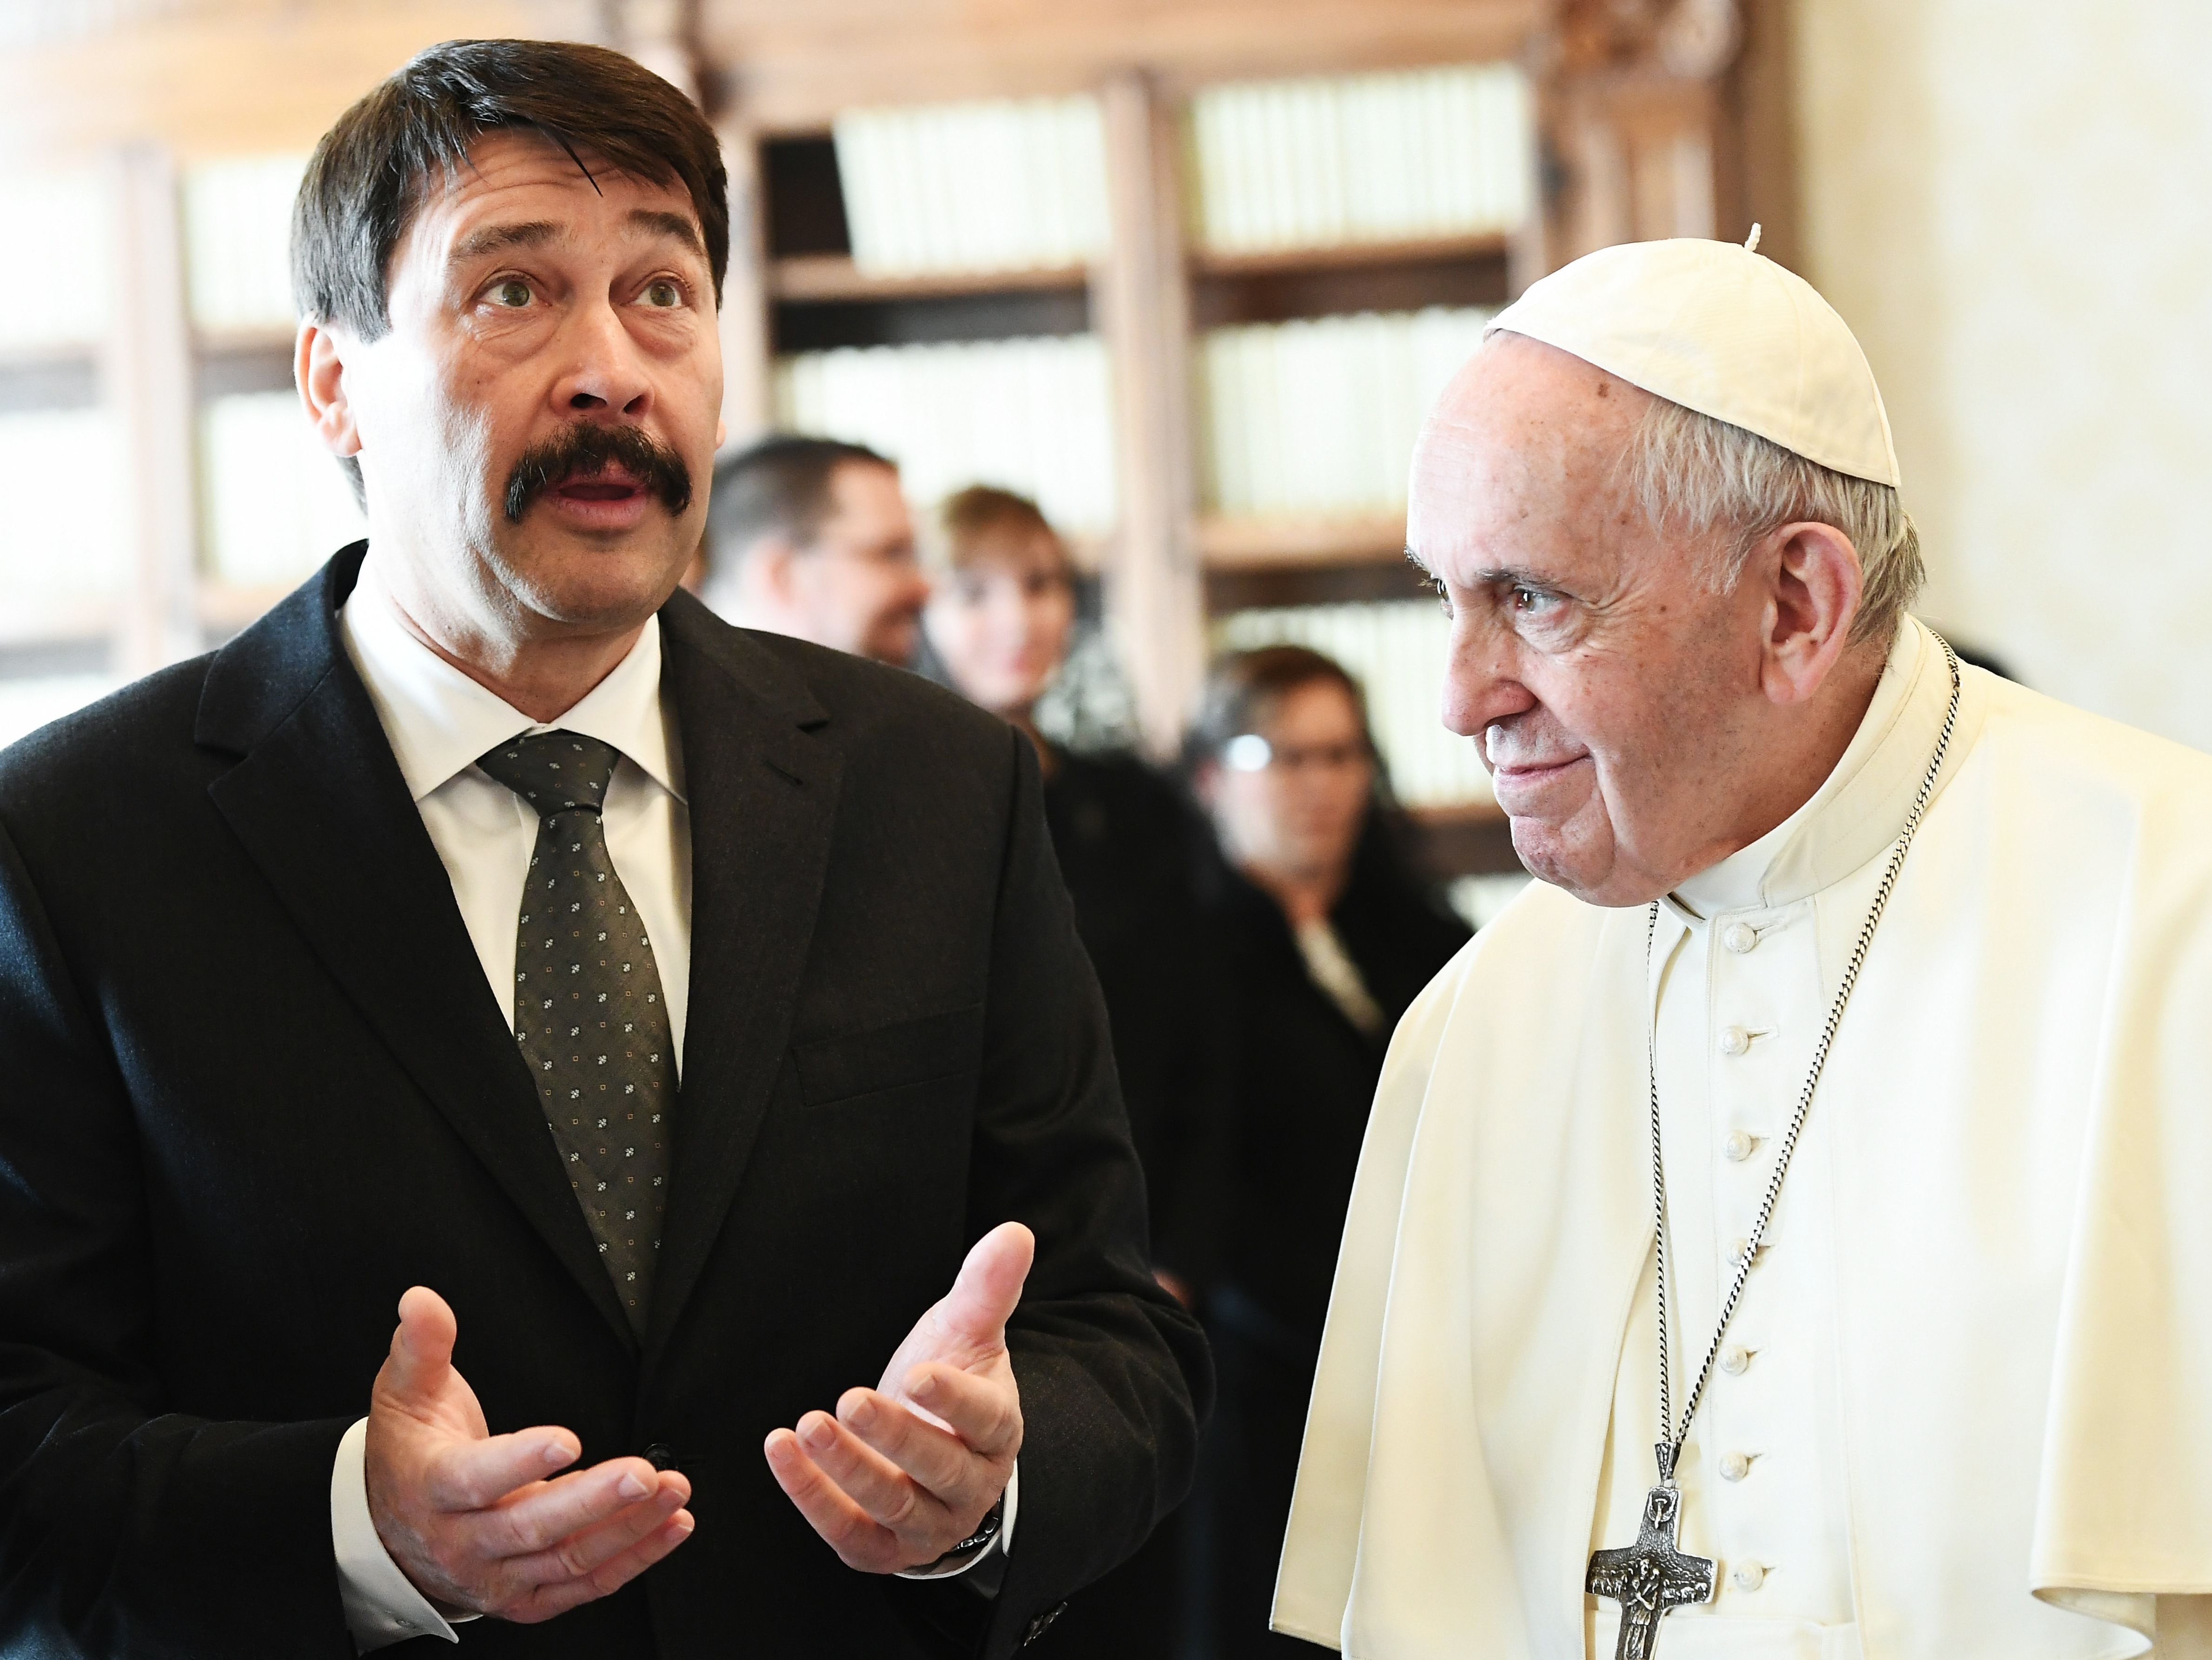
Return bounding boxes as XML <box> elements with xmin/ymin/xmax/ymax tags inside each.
<box><xmin>0</xmin><ymin>408</ymin><xmax>127</xmax><ymax>618</ymax></box>
<box><xmin>0</xmin><ymin>170</ymin><xmax>120</xmax><ymax>621</ymax></box>
<box><xmin>1186</xmin><ymin>63</ymin><xmax>1531</xmax><ymax>254</ymax></box>
<box><xmin>834</xmin><ymin>95</ymin><xmax>1111</xmax><ymax>275</ymax></box>
<box><xmin>183</xmin><ymin>154</ymin><xmax>309</xmax><ymax>333</ymax></box>
<box><xmin>1198</xmin><ymin>306</ymin><xmax>1494</xmax><ymax>517</ymax></box>
<box><xmin>1214</xmin><ymin>601</ymin><xmax>1495</xmax><ymax>809</ymax></box>
<box><xmin>198</xmin><ymin>392</ymin><xmax>368</xmax><ymax>590</ymax></box>
<box><xmin>774</xmin><ymin>334</ymin><xmax>1117</xmax><ymax>533</ymax></box>
<box><xmin>0</xmin><ymin>169</ymin><xmax>112</xmax><ymax>356</ymax></box>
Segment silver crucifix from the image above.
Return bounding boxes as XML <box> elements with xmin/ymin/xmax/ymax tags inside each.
<box><xmin>1585</xmin><ymin>1455</ymin><xmax>1717</xmax><ymax>1660</ymax></box>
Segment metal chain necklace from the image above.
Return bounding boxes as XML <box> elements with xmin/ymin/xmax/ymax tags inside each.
<box><xmin>1586</xmin><ymin>636</ymin><xmax>1963</xmax><ymax>1660</ymax></box>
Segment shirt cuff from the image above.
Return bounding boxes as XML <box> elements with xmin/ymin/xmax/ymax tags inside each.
<box><xmin>893</xmin><ymin>1460</ymin><xmax>1019</xmax><ymax>1594</ymax></box>
<box><xmin>331</xmin><ymin>1417</ymin><xmax>474</xmax><ymax>1651</ymax></box>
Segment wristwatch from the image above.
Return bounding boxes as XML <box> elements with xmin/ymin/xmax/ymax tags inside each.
<box><xmin>907</xmin><ymin>1498</ymin><xmax>1005</xmax><ymax>1579</ymax></box>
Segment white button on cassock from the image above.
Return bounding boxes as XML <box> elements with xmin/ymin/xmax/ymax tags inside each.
<box><xmin>1722</xmin><ymin>922</ymin><xmax>1759</xmax><ymax>954</ymax></box>
<box><xmin>1722</xmin><ymin>1130</ymin><xmax>1755</xmax><ymax>1162</ymax></box>
<box><xmin>1720</xmin><ymin>1344</ymin><xmax>1751</xmax><ymax>1376</ymax></box>
<box><xmin>1732</xmin><ymin>1562</ymin><xmax>1766</xmax><ymax>1591</ymax></box>
<box><xmin>1719</xmin><ymin>1025</ymin><xmax>1752</xmax><ymax>1056</ymax></box>
<box><xmin>1720</xmin><ymin>1451</ymin><xmax>1753</xmax><ymax>1482</ymax></box>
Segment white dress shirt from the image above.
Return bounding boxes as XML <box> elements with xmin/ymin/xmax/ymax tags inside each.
<box><xmin>329</xmin><ymin>556</ymin><xmax>1009</xmax><ymax>1650</ymax></box>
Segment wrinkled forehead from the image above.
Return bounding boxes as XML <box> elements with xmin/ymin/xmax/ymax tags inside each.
<box><xmin>400</xmin><ymin>127</ymin><xmax>700</xmax><ymax>260</ymax></box>
<box><xmin>1408</xmin><ymin>333</ymin><xmax>1649</xmax><ymax>562</ymax></box>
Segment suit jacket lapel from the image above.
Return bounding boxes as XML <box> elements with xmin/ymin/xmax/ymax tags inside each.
<box><xmin>196</xmin><ymin>547</ymin><xmax>634</xmax><ymax>1345</ymax></box>
<box><xmin>645</xmin><ymin>595</ymin><xmax>841</xmax><ymax>1358</ymax></box>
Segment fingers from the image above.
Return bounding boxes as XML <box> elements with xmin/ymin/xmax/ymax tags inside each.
<box><xmin>933</xmin><ymin>1223</ymin><xmax>1035</xmax><ymax>1349</ymax></box>
<box><xmin>764</xmin><ymin>1426</ymin><xmax>903</xmax><ymax>1572</ymax></box>
<box><xmin>421</xmin><ymin>1427</ymin><xmax>579</xmax><ymax>1511</ymax></box>
<box><xmin>902</xmin><ymin>1365</ymin><xmax>1022</xmax><ymax>1461</ymax></box>
<box><xmin>507</xmin><ymin>1471</ymin><xmax>691</xmax><ymax>1582</ymax></box>
<box><xmin>507</xmin><ymin>1508</ymin><xmax>696</xmax><ymax>1624</ymax></box>
<box><xmin>385</xmin><ymin>1286</ymin><xmax>460</xmax><ymax>1402</ymax></box>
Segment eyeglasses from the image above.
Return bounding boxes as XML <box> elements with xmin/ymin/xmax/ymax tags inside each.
<box><xmin>1222</xmin><ymin>734</ymin><xmax>1371</xmax><ymax>774</ymax></box>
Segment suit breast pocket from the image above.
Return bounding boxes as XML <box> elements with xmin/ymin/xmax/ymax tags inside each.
<box><xmin>792</xmin><ymin>1004</ymin><xmax>987</xmax><ymax>1110</ymax></box>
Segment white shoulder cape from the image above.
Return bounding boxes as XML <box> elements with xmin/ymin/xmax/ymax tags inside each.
<box><xmin>1276</xmin><ymin>617</ymin><xmax>2212</xmax><ymax>1659</ymax></box>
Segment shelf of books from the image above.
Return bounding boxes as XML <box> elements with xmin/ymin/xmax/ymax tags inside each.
<box><xmin>746</xmin><ymin>58</ymin><xmax>1536</xmax><ymax>879</ymax></box>
<box><xmin>0</xmin><ymin>150</ymin><xmax>365</xmax><ymax>748</ymax></box>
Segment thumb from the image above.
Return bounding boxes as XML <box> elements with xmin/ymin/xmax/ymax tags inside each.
<box><xmin>384</xmin><ymin>1284</ymin><xmax>459</xmax><ymax>1402</ymax></box>
<box><xmin>935</xmin><ymin>1222</ymin><xmax>1034</xmax><ymax>1349</ymax></box>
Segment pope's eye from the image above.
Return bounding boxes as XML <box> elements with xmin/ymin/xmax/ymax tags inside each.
<box><xmin>1512</xmin><ymin>585</ymin><xmax>1551</xmax><ymax>612</ymax></box>
<box><xmin>642</xmin><ymin>279</ymin><xmax>682</xmax><ymax>308</ymax></box>
<box><xmin>490</xmin><ymin>279</ymin><xmax>532</xmax><ymax>308</ymax></box>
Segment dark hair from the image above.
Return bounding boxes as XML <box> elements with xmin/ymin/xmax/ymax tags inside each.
<box><xmin>705</xmin><ymin>434</ymin><xmax>896</xmax><ymax>572</ymax></box>
<box><xmin>1181</xmin><ymin>644</ymin><xmax>1377</xmax><ymax>775</ymax></box>
<box><xmin>931</xmin><ymin>484</ymin><xmax>1071</xmax><ymax>577</ymax></box>
<box><xmin>293</xmin><ymin>39</ymin><xmax>729</xmax><ymax>502</ymax></box>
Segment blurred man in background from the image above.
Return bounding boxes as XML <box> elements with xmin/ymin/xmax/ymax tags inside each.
<box><xmin>699</xmin><ymin>435</ymin><xmax>931</xmax><ymax>665</ymax></box>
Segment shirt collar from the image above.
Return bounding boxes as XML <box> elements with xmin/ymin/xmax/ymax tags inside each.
<box><xmin>1669</xmin><ymin>614</ymin><xmax>1958</xmax><ymax>920</ymax></box>
<box><xmin>339</xmin><ymin>550</ymin><xmax>681</xmax><ymax>805</ymax></box>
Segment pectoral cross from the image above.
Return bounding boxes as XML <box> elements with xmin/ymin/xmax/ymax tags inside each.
<box><xmin>1585</xmin><ymin>1455</ymin><xmax>1716</xmax><ymax>1660</ymax></box>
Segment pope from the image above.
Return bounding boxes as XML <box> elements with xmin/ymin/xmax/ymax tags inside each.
<box><xmin>1274</xmin><ymin>235</ymin><xmax>2212</xmax><ymax>1660</ymax></box>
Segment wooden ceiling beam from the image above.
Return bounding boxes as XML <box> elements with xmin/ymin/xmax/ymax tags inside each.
<box><xmin>703</xmin><ymin>0</ymin><xmax>1541</xmax><ymax>131</ymax></box>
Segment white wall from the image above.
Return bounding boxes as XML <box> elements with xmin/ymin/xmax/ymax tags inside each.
<box><xmin>1794</xmin><ymin>0</ymin><xmax>2212</xmax><ymax>750</ymax></box>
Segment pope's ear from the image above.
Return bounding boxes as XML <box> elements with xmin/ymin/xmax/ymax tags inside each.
<box><xmin>1759</xmin><ymin>519</ymin><xmax>1864</xmax><ymax>706</ymax></box>
<box><xmin>295</xmin><ymin>319</ymin><xmax>362</xmax><ymax>460</ymax></box>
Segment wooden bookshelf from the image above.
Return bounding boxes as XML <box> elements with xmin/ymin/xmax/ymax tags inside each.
<box><xmin>768</xmin><ymin>254</ymin><xmax>1090</xmax><ymax>303</ymax></box>
<box><xmin>1190</xmin><ymin>230</ymin><xmax>1512</xmax><ymax>278</ymax></box>
<box><xmin>0</xmin><ymin>0</ymin><xmax>1794</xmax><ymax>832</ymax></box>
<box><xmin>1196</xmin><ymin>513</ymin><xmax>1408</xmax><ymax>570</ymax></box>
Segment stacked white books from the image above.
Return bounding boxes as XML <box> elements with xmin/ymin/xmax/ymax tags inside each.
<box><xmin>834</xmin><ymin>95</ymin><xmax>1110</xmax><ymax>275</ymax></box>
<box><xmin>183</xmin><ymin>154</ymin><xmax>308</xmax><ymax>334</ymax></box>
<box><xmin>1198</xmin><ymin>305</ymin><xmax>1494</xmax><ymax>516</ymax></box>
<box><xmin>1214</xmin><ymin>599</ymin><xmax>1495</xmax><ymax>808</ymax></box>
<box><xmin>774</xmin><ymin>333</ymin><xmax>1116</xmax><ymax>533</ymax></box>
<box><xmin>0</xmin><ymin>170</ymin><xmax>111</xmax><ymax>354</ymax></box>
<box><xmin>0</xmin><ymin>408</ymin><xmax>126</xmax><ymax>613</ymax></box>
<box><xmin>1187</xmin><ymin>62</ymin><xmax>1532</xmax><ymax>254</ymax></box>
<box><xmin>198</xmin><ymin>390</ymin><xmax>367</xmax><ymax>588</ymax></box>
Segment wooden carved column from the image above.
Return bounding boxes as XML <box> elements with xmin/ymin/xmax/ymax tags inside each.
<box><xmin>1096</xmin><ymin>71</ymin><xmax>1205</xmax><ymax>759</ymax></box>
<box><xmin>107</xmin><ymin>142</ymin><xmax>198</xmax><ymax>677</ymax></box>
<box><xmin>1535</xmin><ymin>0</ymin><xmax>1750</xmax><ymax>263</ymax></box>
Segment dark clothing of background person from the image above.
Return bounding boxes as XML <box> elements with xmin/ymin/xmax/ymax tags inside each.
<box><xmin>0</xmin><ymin>545</ymin><xmax>1208</xmax><ymax>1660</ymax></box>
<box><xmin>1028</xmin><ymin>747</ymin><xmax>1220</xmax><ymax>1660</ymax></box>
<box><xmin>1185</xmin><ymin>819</ymin><xmax>1470</xmax><ymax>1659</ymax></box>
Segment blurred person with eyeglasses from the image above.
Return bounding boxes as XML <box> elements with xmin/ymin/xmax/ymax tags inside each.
<box><xmin>1180</xmin><ymin>646</ymin><xmax>1470</xmax><ymax>1658</ymax></box>
<box><xmin>699</xmin><ymin>435</ymin><xmax>932</xmax><ymax>665</ymax></box>
<box><xmin>922</xmin><ymin>485</ymin><xmax>1219</xmax><ymax>1658</ymax></box>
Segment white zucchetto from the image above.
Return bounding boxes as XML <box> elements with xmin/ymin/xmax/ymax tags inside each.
<box><xmin>1485</xmin><ymin>237</ymin><xmax>1902</xmax><ymax>488</ymax></box>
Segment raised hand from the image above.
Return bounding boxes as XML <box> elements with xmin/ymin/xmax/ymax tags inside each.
<box><xmin>365</xmin><ymin>1287</ymin><xmax>694</xmax><ymax>1621</ymax></box>
<box><xmin>763</xmin><ymin>1221</ymin><xmax>1033</xmax><ymax>1573</ymax></box>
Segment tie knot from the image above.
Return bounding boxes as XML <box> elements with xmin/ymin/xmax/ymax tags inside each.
<box><xmin>476</xmin><ymin>730</ymin><xmax>623</xmax><ymax>820</ymax></box>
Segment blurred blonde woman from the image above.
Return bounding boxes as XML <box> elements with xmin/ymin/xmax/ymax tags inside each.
<box><xmin>923</xmin><ymin>485</ymin><xmax>1215</xmax><ymax>1657</ymax></box>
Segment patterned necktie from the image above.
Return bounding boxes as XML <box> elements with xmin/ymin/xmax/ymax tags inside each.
<box><xmin>476</xmin><ymin>730</ymin><xmax>673</xmax><ymax>1335</ymax></box>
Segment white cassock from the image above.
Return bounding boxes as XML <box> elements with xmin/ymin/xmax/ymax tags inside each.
<box><xmin>1275</xmin><ymin>614</ymin><xmax>2212</xmax><ymax>1659</ymax></box>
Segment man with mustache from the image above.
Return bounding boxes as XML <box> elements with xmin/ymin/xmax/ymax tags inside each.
<box><xmin>0</xmin><ymin>39</ymin><xmax>1204</xmax><ymax>1660</ymax></box>
<box><xmin>1275</xmin><ymin>238</ymin><xmax>2212</xmax><ymax>1659</ymax></box>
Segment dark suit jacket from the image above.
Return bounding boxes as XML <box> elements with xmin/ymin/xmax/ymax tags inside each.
<box><xmin>0</xmin><ymin>545</ymin><xmax>1207</xmax><ymax>1659</ymax></box>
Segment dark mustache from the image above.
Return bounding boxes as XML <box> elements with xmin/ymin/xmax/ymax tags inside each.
<box><xmin>503</xmin><ymin>423</ymin><xmax>693</xmax><ymax>524</ymax></box>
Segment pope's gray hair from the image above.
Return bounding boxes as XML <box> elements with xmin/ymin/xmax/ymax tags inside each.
<box><xmin>1626</xmin><ymin>398</ymin><xmax>1924</xmax><ymax>648</ymax></box>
